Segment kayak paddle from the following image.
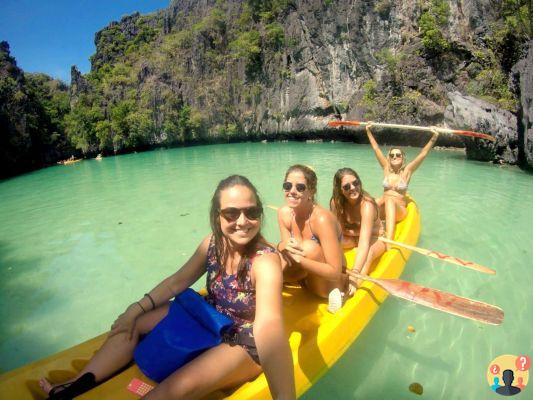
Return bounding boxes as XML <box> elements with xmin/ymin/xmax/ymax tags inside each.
<box><xmin>327</xmin><ymin>120</ymin><xmax>496</xmax><ymax>142</ymax></box>
<box><xmin>377</xmin><ymin>237</ymin><xmax>496</xmax><ymax>275</ymax></box>
<box><xmin>348</xmin><ymin>271</ymin><xmax>504</xmax><ymax>325</ymax></box>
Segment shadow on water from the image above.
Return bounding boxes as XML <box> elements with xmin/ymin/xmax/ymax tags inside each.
<box><xmin>0</xmin><ymin>241</ymin><xmax>73</xmax><ymax>373</ymax></box>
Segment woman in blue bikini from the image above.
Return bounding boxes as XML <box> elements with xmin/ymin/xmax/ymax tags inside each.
<box><xmin>40</xmin><ymin>175</ymin><xmax>295</xmax><ymax>400</ymax></box>
<box><xmin>366</xmin><ymin>124</ymin><xmax>439</xmax><ymax>240</ymax></box>
<box><xmin>276</xmin><ymin>165</ymin><xmax>344</xmax><ymax>301</ymax></box>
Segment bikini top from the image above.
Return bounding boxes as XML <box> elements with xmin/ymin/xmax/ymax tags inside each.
<box><xmin>383</xmin><ymin>175</ymin><xmax>408</xmax><ymax>192</ymax></box>
<box><xmin>342</xmin><ymin>199</ymin><xmax>381</xmax><ymax>232</ymax></box>
<box><xmin>290</xmin><ymin>210</ymin><xmax>342</xmax><ymax>244</ymax></box>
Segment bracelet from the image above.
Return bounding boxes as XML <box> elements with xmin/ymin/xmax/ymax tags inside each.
<box><xmin>136</xmin><ymin>301</ymin><xmax>146</xmax><ymax>313</ymax></box>
<box><xmin>144</xmin><ymin>293</ymin><xmax>156</xmax><ymax>310</ymax></box>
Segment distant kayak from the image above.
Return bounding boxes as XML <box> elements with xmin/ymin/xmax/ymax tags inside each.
<box><xmin>0</xmin><ymin>200</ymin><xmax>420</xmax><ymax>399</ymax></box>
<box><xmin>59</xmin><ymin>158</ymin><xmax>82</xmax><ymax>165</ymax></box>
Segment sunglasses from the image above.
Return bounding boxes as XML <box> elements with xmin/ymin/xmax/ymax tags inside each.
<box><xmin>282</xmin><ymin>182</ymin><xmax>307</xmax><ymax>192</ymax></box>
<box><xmin>342</xmin><ymin>180</ymin><xmax>360</xmax><ymax>191</ymax></box>
<box><xmin>220</xmin><ymin>206</ymin><xmax>262</xmax><ymax>222</ymax></box>
<box><xmin>389</xmin><ymin>152</ymin><xmax>403</xmax><ymax>159</ymax></box>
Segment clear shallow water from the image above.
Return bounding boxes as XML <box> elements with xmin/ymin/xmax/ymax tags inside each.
<box><xmin>0</xmin><ymin>142</ymin><xmax>532</xmax><ymax>399</ymax></box>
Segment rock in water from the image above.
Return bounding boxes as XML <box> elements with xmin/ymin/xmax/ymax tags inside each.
<box><xmin>409</xmin><ymin>382</ymin><xmax>424</xmax><ymax>395</ymax></box>
<box><xmin>444</xmin><ymin>92</ymin><xmax>517</xmax><ymax>164</ymax></box>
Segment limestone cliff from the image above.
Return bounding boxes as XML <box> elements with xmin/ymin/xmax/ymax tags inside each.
<box><xmin>68</xmin><ymin>0</ymin><xmax>530</xmax><ymax>166</ymax></box>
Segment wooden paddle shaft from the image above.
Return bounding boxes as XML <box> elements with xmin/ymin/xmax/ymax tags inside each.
<box><xmin>328</xmin><ymin>120</ymin><xmax>496</xmax><ymax>141</ymax></box>
<box><xmin>377</xmin><ymin>237</ymin><xmax>496</xmax><ymax>275</ymax></box>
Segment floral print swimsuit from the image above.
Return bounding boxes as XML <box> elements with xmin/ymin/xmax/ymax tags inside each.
<box><xmin>205</xmin><ymin>237</ymin><xmax>275</xmax><ymax>365</ymax></box>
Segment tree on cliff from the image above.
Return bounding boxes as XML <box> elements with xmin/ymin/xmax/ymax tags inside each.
<box><xmin>0</xmin><ymin>41</ymin><xmax>71</xmax><ymax>178</ymax></box>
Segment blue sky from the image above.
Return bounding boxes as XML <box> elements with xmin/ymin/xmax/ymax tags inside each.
<box><xmin>0</xmin><ymin>0</ymin><xmax>170</xmax><ymax>83</ymax></box>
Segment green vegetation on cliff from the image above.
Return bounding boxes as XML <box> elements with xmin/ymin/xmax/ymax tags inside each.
<box><xmin>2</xmin><ymin>0</ymin><xmax>532</xmax><ymax>178</ymax></box>
<box><xmin>1</xmin><ymin>42</ymin><xmax>71</xmax><ymax>178</ymax></box>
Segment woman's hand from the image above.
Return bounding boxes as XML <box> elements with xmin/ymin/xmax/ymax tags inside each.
<box><xmin>430</xmin><ymin>127</ymin><xmax>440</xmax><ymax>139</ymax></box>
<box><xmin>284</xmin><ymin>238</ymin><xmax>306</xmax><ymax>264</ymax></box>
<box><xmin>347</xmin><ymin>268</ymin><xmax>364</xmax><ymax>288</ymax></box>
<box><xmin>108</xmin><ymin>304</ymin><xmax>141</xmax><ymax>340</ymax></box>
<box><xmin>365</xmin><ymin>121</ymin><xmax>374</xmax><ymax>133</ymax></box>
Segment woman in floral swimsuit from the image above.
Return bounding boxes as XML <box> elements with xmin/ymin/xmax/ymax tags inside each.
<box><xmin>40</xmin><ymin>175</ymin><xmax>295</xmax><ymax>400</ymax></box>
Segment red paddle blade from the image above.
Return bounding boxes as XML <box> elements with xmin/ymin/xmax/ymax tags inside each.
<box><xmin>327</xmin><ymin>120</ymin><xmax>361</xmax><ymax>127</ymax></box>
<box><xmin>376</xmin><ymin>279</ymin><xmax>504</xmax><ymax>325</ymax></box>
<box><xmin>453</xmin><ymin>130</ymin><xmax>496</xmax><ymax>142</ymax></box>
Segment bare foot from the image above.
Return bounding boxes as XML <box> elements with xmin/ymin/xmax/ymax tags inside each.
<box><xmin>38</xmin><ymin>377</ymin><xmax>75</xmax><ymax>396</ymax></box>
<box><xmin>39</xmin><ymin>377</ymin><xmax>54</xmax><ymax>395</ymax></box>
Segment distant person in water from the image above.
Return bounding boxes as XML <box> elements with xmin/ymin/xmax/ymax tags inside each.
<box><xmin>496</xmin><ymin>369</ymin><xmax>522</xmax><ymax>396</ymax></box>
<box><xmin>330</xmin><ymin>168</ymin><xmax>385</xmax><ymax>297</ymax></box>
<box><xmin>365</xmin><ymin>123</ymin><xmax>438</xmax><ymax>241</ymax></box>
<box><xmin>276</xmin><ymin>165</ymin><xmax>344</xmax><ymax>302</ymax></box>
<box><xmin>39</xmin><ymin>175</ymin><xmax>295</xmax><ymax>400</ymax></box>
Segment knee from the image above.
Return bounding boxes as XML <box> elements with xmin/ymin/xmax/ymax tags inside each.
<box><xmin>301</xmin><ymin>239</ymin><xmax>324</xmax><ymax>261</ymax></box>
<box><xmin>156</xmin><ymin>374</ymin><xmax>199</xmax><ymax>399</ymax></box>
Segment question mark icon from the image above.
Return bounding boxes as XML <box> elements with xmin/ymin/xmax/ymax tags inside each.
<box><xmin>515</xmin><ymin>355</ymin><xmax>531</xmax><ymax>371</ymax></box>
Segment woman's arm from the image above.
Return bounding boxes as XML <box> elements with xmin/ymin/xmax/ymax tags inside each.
<box><xmin>276</xmin><ymin>206</ymin><xmax>293</xmax><ymax>252</ymax></box>
<box><xmin>351</xmin><ymin>201</ymin><xmax>377</xmax><ymax>274</ymax></box>
<box><xmin>365</xmin><ymin>125</ymin><xmax>388</xmax><ymax>169</ymax></box>
<box><xmin>110</xmin><ymin>235</ymin><xmax>210</xmax><ymax>338</ymax></box>
<box><xmin>405</xmin><ymin>129</ymin><xmax>439</xmax><ymax>173</ymax></box>
<box><xmin>253</xmin><ymin>253</ymin><xmax>296</xmax><ymax>400</ymax></box>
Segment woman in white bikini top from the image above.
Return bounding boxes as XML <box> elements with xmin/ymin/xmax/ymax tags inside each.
<box><xmin>366</xmin><ymin>123</ymin><xmax>439</xmax><ymax>241</ymax></box>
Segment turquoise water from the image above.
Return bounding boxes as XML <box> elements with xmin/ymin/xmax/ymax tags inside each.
<box><xmin>0</xmin><ymin>142</ymin><xmax>532</xmax><ymax>399</ymax></box>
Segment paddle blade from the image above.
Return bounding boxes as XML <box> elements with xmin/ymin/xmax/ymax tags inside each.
<box><xmin>327</xmin><ymin>120</ymin><xmax>361</xmax><ymax>127</ymax></box>
<box><xmin>376</xmin><ymin>278</ymin><xmax>504</xmax><ymax>325</ymax></box>
<box><xmin>451</xmin><ymin>129</ymin><xmax>495</xmax><ymax>142</ymax></box>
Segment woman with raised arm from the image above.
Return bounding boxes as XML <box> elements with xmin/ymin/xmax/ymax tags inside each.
<box><xmin>276</xmin><ymin>165</ymin><xmax>344</xmax><ymax>301</ymax></box>
<box><xmin>366</xmin><ymin>124</ymin><xmax>438</xmax><ymax>240</ymax></box>
<box><xmin>330</xmin><ymin>168</ymin><xmax>385</xmax><ymax>294</ymax></box>
<box><xmin>40</xmin><ymin>175</ymin><xmax>295</xmax><ymax>400</ymax></box>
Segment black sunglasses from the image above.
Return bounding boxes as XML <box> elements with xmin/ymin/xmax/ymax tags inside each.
<box><xmin>342</xmin><ymin>180</ymin><xmax>360</xmax><ymax>191</ymax></box>
<box><xmin>220</xmin><ymin>206</ymin><xmax>262</xmax><ymax>222</ymax></box>
<box><xmin>389</xmin><ymin>152</ymin><xmax>403</xmax><ymax>159</ymax></box>
<box><xmin>282</xmin><ymin>182</ymin><xmax>307</xmax><ymax>192</ymax></box>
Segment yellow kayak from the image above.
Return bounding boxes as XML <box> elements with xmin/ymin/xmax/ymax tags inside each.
<box><xmin>0</xmin><ymin>199</ymin><xmax>420</xmax><ymax>399</ymax></box>
<box><xmin>62</xmin><ymin>159</ymin><xmax>82</xmax><ymax>165</ymax></box>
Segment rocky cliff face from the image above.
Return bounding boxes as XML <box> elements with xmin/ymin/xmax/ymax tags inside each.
<box><xmin>512</xmin><ymin>40</ymin><xmax>533</xmax><ymax>170</ymax></box>
<box><xmin>0</xmin><ymin>41</ymin><xmax>72</xmax><ymax>178</ymax></box>
<box><xmin>68</xmin><ymin>0</ymin><xmax>530</xmax><ymax>167</ymax></box>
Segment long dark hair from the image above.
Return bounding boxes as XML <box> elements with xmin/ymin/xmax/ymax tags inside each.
<box><xmin>284</xmin><ymin>164</ymin><xmax>317</xmax><ymax>203</ymax></box>
<box><xmin>209</xmin><ymin>175</ymin><xmax>266</xmax><ymax>283</ymax></box>
<box><xmin>331</xmin><ymin>168</ymin><xmax>377</xmax><ymax>225</ymax></box>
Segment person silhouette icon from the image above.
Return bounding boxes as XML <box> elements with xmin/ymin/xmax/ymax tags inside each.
<box><xmin>496</xmin><ymin>369</ymin><xmax>522</xmax><ymax>396</ymax></box>
<box><xmin>491</xmin><ymin>377</ymin><xmax>501</xmax><ymax>392</ymax></box>
<box><xmin>516</xmin><ymin>377</ymin><xmax>526</xmax><ymax>390</ymax></box>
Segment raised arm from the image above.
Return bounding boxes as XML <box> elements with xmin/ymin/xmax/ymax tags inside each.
<box><xmin>110</xmin><ymin>235</ymin><xmax>210</xmax><ymax>338</ymax></box>
<box><xmin>253</xmin><ymin>253</ymin><xmax>296</xmax><ymax>400</ymax></box>
<box><xmin>351</xmin><ymin>201</ymin><xmax>377</xmax><ymax>274</ymax></box>
<box><xmin>405</xmin><ymin>128</ymin><xmax>439</xmax><ymax>173</ymax></box>
<box><xmin>365</xmin><ymin>125</ymin><xmax>388</xmax><ymax>168</ymax></box>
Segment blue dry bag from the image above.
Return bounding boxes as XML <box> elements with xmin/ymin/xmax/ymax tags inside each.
<box><xmin>133</xmin><ymin>288</ymin><xmax>233</xmax><ymax>382</ymax></box>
